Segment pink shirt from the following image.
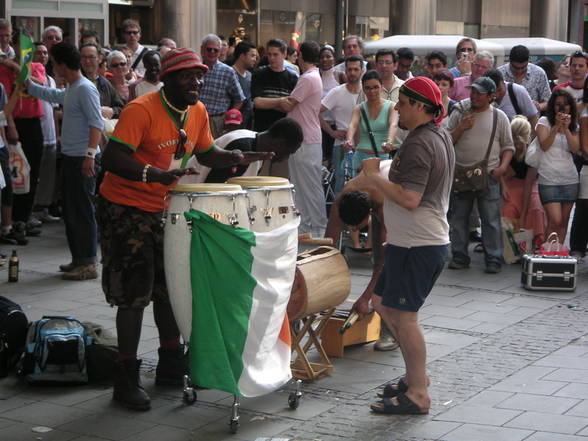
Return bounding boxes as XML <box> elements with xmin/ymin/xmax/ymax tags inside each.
<box><xmin>288</xmin><ymin>67</ymin><xmax>322</xmax><ymax>144</ymax></box>
<box><xmin>450</xmin><ymin>75</ymin><xmax>473</xmax><ymax>101</ymax></box>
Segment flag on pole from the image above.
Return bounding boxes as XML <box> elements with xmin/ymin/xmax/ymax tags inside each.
<box><xmin>185</xmin><ymin>210</ymin><xmax>298</xmax><ymax>397</ymax></box>
<box><xmin>17</xmin><ymin>31</ymin><xmax>35</xmax><ymax>84</ymax></box>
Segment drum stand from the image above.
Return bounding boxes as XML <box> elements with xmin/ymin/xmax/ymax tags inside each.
<box><xmin>290</xmin><ymin>307</ymin><xmax>335</xmax><ymax>381</ymax></box>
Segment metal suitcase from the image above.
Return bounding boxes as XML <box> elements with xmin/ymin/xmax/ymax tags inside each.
<box><xmin>521</xmin><ymin>254</ymin><xmax>577</xmax><ymax>291</ymax></box>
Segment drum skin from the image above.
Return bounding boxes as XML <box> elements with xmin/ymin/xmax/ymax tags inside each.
<box><xmin>164</xmin><ymin>184</ymin><xmax>248</xmax><ymax>342</ymax></box>
<box><xmin>287</xmin><ymin>246</ymin><xmax>351</xmax><ymax>321</ymax></box>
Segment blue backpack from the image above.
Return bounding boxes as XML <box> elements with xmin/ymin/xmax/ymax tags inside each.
<box><xmin>21</xmin><ymin>316</ymin><xmax>92</xmax><ymax>385</ymax></box>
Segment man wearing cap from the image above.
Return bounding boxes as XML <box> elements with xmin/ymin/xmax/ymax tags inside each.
<box><xmin>98</xmin><ymin>48</ymin><xmax>272</xmax><ymax>411</ymax></box>
<box><xmin>222</xmin><ymin>108</ymin><xmax>243</xmax><ymax>133</ymax></box>
<box><xmin>358</xmin><ymin>77</ymin><xmax>454</xmax><ymax>414</ymax></box>
<box><xmin>447</xmin><ymin>77</ymin><xmax>515</xmax><ymax>274</ymax></box>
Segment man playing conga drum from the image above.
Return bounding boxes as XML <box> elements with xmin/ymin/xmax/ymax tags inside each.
<box><xmin>358</xmin><ymin>77</ymin><xmax>454</xmax><ymax>414</ymax></box>
<box><xmin>99</xmin><ymin>48</ymin><xmax>271</xmax><ymax>411</ymax></box>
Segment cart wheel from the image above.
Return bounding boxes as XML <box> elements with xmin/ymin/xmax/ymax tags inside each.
<box><xmin>288</xmin><ymin>393</ymin><xmax>300</xmax><ymax>410</ymax></box>
<box><xmin>183</xmin><ymin>388</ymin><xmax>197</xmax><ymax>404</ymax></box>
<box><xmin>229</xmin><ymin>418</ymin><xmax>239</xmax><ymax>433</ymax></box>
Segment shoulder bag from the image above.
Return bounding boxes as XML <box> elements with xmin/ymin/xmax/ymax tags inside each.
<box><xmin>359</xmin><ymin>104</ymin><xmax>380</xmax><ymax>156</ymax></box>
<box><xmin>452</xmin><ymin>107</ymin><xmax>497</xmax><ymax>198</ymax></box>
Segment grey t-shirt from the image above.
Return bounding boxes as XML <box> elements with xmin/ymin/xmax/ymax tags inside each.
<box><xmin>383</xmin><ymin>122</ymin><xmax>455</xmax><ymax>247</ymax></box>
<box><xmin>447</xmin><ymin>99</ymin><xmax>515</xmax><ymax>170</ymax></box>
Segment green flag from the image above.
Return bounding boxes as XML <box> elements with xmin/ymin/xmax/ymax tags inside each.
<box><xmin>17</xmin><ymin>32</ymin><xmax>35</xmax><ymax>84</ymax></box>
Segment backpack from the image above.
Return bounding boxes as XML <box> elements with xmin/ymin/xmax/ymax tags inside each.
<box><xmin>0</xmin><ymin>296</ymin><xmax>29</xmax><ymax>378</ymax></box>
<box><xmin>20</xmin><ymin>316</ymin><xmax>92</xmax><ymax>385</ymax></box>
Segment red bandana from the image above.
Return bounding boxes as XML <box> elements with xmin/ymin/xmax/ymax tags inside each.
<box><xmin>399</xmin><ymin>77</ymin><xmax>445</xmax><ymax>126</ymax></box>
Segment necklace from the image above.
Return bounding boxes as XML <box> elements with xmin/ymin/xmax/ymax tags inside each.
<box><xmin>161</xmin><ymin>88</ymin><xmax>188</xmax><ymax>119</ymax></box>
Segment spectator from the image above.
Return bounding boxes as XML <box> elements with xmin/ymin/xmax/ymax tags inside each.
<box><xmin>32</xmin><ymin>42</ymin><xmax>60</xmax><ymax>223</ymax></box>
<box><xmin>121</xmin><ymin>18</ymin><xmax>147</xmax><ymax>77</ymax></box>
<box><xmin>553</xmin><ymin>51</ymin><xmax>588</xmax><ymax>110</ymax></box>
<box><xmin>334</xmin><ymin>35</ymin><xmax>368</xmax><ymax>77</ymax></box>
<box><xmin>556</xmin><ymin>55</ymin><xmax>571</xmax><ymax>86</ymax></box>
<box><xmin>424</xmin><ymin>51</ymin><xmax>448</xmax><ymax>78</ymax></box>
<box><xmin>107</xmin><ymin>50</ymin><xmax>132</xmax><ymax>102</ymax></box>
<box><xmin>320</xmin><ymin>55</ymin><xmax>364</xmax><ymax>191</ymax></box>
<box><xmin>450</xmin><ymin>50</ymin><xmax>494</xmax><ymax>101</ymax></box>
<box><xmin>0</xmin><ymin>19</ymin><xmax>15</xmax><ymax>59</ymax></box>
<box><xmin>231</xmin><ymin>41</ymin><xmax>257</xmax><ymax>130</ymax></box>
<box><xmin>447</xmin><ymin>77</ymin><xmax>515</xmax><ymax>273</ymax></box>
<box><xmin>26</xmin><ymin>42</ymin><xmax>104</xmax><ymax>280</ymax></box>
<box><xmin>373</xmin><ymin>50</ymin><xmax>405</xmax><ymax>103</ymax></box>
<box><xmin>157</xmin><ymin>37</ymin><xmax>176</xmax><ymax>56</ymax></box>
<box><xmin>80</xmin><ymin>43</ymin><xmax>124</xmax><ymax>120</ymax></box>
<box><xmin>1</xmin><ymin>28</ymin><xmax>45</xmax><ymax>238</ymax></box>
<box><xmin>80</xmin><ymin>29</ymin><xmax>100</xmax><ymax>47</ymax></box>
<box><xmin>570</xmin><ymin>77</ymin><xmax>588</xmax><ymax>260</ymax></box>
<box><xmin>218</xmin><ymin>35</ymin><xmax>229</xmax><ymax>62</ymax></box>
<box><xmin>431</xmin><ymin>69</ymin><xmax>456</xmax><ymax>121</ymax></box>
<box><xmin>498</xmin><ymin>45</ymin><xmax>551</xmax><ymax>112</ymax></box>
<box><xmin>484</xmin><ymin>68</ymin><xmax>539</xmax><ymax>129</ymax></box>
<box><xmin>395</xmin><ymin>47</ymin><xmax>414</xmax><ymax>80</ymax></box>
<box><xmin>501</xmin><ymin>116</ymin><xmax>545</xmax><ymax>245</ymax></box>
<box><xmin>285</xmin><ymin>46</ymin><xmax>300</xmax><ymax>76</ymax></box>
<box><xmin>535</xmin><ymin>89</ymin><xmax>580</xmax><ymax>244</ymax></box>
<box><xmin>280</xmin><ymin>41</ymin><xmax>327</xmax><ymax>237</ymax></box>
<box><xmin>251</xmin><ymin>38</ymin><xmax>298</xmax><ymax>179</ymax></box>
<box><xmin>128</xmin><ymin>50</ymin><xmax>162</xmax><ymax>101</ymax></box>
<box><xmin>344</xmin><ymin>70</ymin><xmax>398</xmax><ymax>174</ymax></box>
<box><xmin>113</xmin><ymin>45</ymin><xmax>139</xmax><ymax>84</ymax></box>
<box><xmin>42</xmin><ymin>25</ymin><xmax>63</xmax><ymax>77</ymax></box>
<box><xmin>199</xmin><ymin>33</ymin><xmax>245</xmax><ymax>138</ymax></box>
<box><xmin>535</xmin><ymin>57</ymin><xmax>557</xmax><ymax>90</ymax></box>
<box><xmin>319</xmin><ymin>45</ymin><xmax>341</xmax><ymax>164</ymax></box>
<box><xmin>450</xmin><ymin>37</ymin><xmax>477</xmax><ymax>78</ymax></box>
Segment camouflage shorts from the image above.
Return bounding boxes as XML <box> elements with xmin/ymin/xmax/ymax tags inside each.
<box><xmin>97</xmin><ymin>197</ymin><xmax>168</xmax><ymax>308</ymax></box>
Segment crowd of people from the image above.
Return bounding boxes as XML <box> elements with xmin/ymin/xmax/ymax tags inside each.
<box><xmin>0</xmin><ymin>17</ymin><xmax>586</xmax><ymax>414</ymax></box>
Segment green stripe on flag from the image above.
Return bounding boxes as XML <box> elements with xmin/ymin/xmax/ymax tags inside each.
<box><xmin>17</xmin><ymin>32</ymin><xmax>35</xmax><ymax>84</ymax></box>
<box><xmin>185</xmin><ymin>209</ymin><xmax>258</xmax><ymax>395</ymax></box>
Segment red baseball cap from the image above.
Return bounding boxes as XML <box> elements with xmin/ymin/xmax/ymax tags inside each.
<box><xmin>224</xmin><ymin>109</ymin><xmax>243</xmax><ymax>126</ymax></box>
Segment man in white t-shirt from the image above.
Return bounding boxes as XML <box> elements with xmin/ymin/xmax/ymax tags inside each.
<box><xmin>447</xmin><ymin>77</ymin><xmax>515</xmax><ymax>274</ymax></box>
<box><xmin>553</xmin><ymin>51</ymin><xmax>587</xmax><ymax>111</ymax></box>
<box><xmin>320</xmin><ymin>55</ymin><xmax>363</xmax><ymax>192</ymax></box>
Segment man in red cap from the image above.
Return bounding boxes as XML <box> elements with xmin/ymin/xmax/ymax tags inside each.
<box><xmin>99</xmin><ymin>48</ymin><xmax>272</xmax><ymax>411</ymax></box>
<box><xmin>357</xmin><ymin>77</ymin><xmax>455</xmax><ymax>415</ymax></box>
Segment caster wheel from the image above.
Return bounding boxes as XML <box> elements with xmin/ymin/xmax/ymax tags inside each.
<box><xmin>288</xmin><ymin>393</ymin><xmax>300</xmax><ymax>410</ymax></box>
<box><xmin>183</xmin><ymin>388</ymin><xmax>197</xmax><ymax>404</ymax></box>
<box><xmin>229</xmin><ymin>419</ymin><xmax>239</xmax><ymax>433</ymax></box>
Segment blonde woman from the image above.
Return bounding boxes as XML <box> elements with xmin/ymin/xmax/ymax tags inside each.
<box><xmin>501</xmin><ymin>116</ymin><xmax>546</xmax><ymax>245</ymax></box>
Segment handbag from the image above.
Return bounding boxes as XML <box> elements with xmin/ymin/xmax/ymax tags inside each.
<box><xmin>7</xmin><ymin>142</ymin><xmax>30</xmax><ymax>195</ymax></box>
<box><xmin>452</xmin><ymin>107</ymin><xmax>497</xmax><ymax>197</ymax></box>
<box><xmin>524</xmin><ymin>136</ymin><xmax>543</xmax><ymax>168</ymax></box>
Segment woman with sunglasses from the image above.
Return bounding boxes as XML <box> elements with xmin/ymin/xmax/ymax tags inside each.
<box><xmin>107</xmin><ymin>50</ymin><xmax>131</xmax><ymax>102</ymax></box>
<box><xmin>344</xmin><ymin>70</ymin><xmax>398</xmax><ymax>176</ymax></box>
<box><xmin>534</xmin><ymin>88</ymin><xmax>580</xmax><ymax>244</ymax></box>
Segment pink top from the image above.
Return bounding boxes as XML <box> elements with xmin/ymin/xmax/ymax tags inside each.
<box><xmin>450</xmin><ymin>74</ymin><xmax>473</xmax><ymax>101</ymax></box>
<box><xmin>288</xmin><ymin>67</ymin><xmax>322</xmax><ymax>144</ymax></box>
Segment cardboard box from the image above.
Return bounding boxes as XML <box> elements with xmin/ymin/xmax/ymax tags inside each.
<box><xmin>321</xmin><ymin>311</ymin><xmax>381</xmax><ymax>358</ymax></box>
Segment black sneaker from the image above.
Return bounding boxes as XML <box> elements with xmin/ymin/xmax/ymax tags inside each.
<box><xmin>485</xmin><ymin>263</ymin><xmax>502</xmax><ymax>274</ymax></box>
<box><xmin>0</xmin><ymin>227</ymin><xmax>28</xmax><ymax>246</ymax></box>
<box><xmin>155</xmin><ymin>345</ymin><xmax>187</xmax><ymax>386</ymax></box>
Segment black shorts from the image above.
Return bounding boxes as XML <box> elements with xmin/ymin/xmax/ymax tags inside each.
<box><xmin>97</xmin><ymin>197</ymin><xmax>168</xmax><ymax>308</ymax></box>
<box><xmin>374</xmin><ymin>244</ymin><xmax>448</xmax><ymax>312</ymax></box>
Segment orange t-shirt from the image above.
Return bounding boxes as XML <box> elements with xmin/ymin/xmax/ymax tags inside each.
<box><xmin>100</xmin><ymin>91</ymin><xmax>214</xmax><ymax>212</ymax></box>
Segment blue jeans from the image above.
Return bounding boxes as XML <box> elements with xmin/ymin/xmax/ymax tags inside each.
<box><xmin>61</xmin><ymin>155</ymin><xmax>97</xmax><ymax>265</ymax></box>
<box><xmin>449</xmin><ymin>176</ymin><xmax>503</xmax><ymax>265</ymax></box>
<box><xmin>331</xmin><ymin>146</ymin><xmax>355</xmax><ymax>195</ymax></box>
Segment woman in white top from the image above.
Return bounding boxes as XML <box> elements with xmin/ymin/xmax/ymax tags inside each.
<box><xmin>535</xmin><ymin>88</ymin><xmax>580</xmax><ymax>243</ymax></box>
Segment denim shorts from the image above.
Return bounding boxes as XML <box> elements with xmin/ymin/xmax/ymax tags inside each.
<box><xmin>538</xmin><ymin>183</ymin><xmax>579</xmax><ymax>204</ymax></box>
<box><xmin>374</xmin><ymin>244</ymin><xmax>448</xmax><ymax>312</ymax></box>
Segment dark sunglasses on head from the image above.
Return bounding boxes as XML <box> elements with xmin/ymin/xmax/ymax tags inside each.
<box><xmin>174</xmin><ymin>129</ymin><xmax>187</xmax><ymax>160</ymax></box>
<box><xmin>110</xmin><ymin>62</ymin><xmax>127</xmax><ymax>68</ymax></box>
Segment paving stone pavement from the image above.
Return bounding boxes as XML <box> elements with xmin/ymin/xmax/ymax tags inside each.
<box><xmin>0</xmin><ymin>223</ymin><xmax>587</xmax><ymax>441</ymax></box>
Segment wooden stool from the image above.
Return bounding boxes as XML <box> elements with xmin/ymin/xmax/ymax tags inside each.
<box><xmin>321</xmin><ymin>310</ymin><xmax>381</xmax><ymax>358</ymax></box>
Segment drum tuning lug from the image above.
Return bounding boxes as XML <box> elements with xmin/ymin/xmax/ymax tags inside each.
<box><xmin>171</xmin><ymin>213</ymin><xmax>180</xmax><ymax>224</ymax></box>
<box><xmin>264</xmin><ymin>207</ymin><xmax>273</xmax><ymax>224</ymax></box>
<box><xmin>293</xmin><ymin>206</ymin><xmax>300</xmax><ymax>217</ymax></box>
<box><xmin>229</xmin><ymin>215</ymin><xmax>239</xmax><ymax>226</ymax></box>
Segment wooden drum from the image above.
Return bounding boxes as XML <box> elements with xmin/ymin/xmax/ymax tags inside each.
<box><xmin>287</xmin><ymin>246</ymin><xmax>351</xmax><ymax>321</ymax></box>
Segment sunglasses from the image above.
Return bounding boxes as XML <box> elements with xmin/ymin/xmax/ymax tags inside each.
<box><xmin>110</xmin><ymin>62</ymin><xmax>127</xmax><ymax>68</ymax></box>
<box><xmin>174</xmin><ymin>129</ymin><xmax>187</xmax><ymax>160</ymax></box>
<box><xmin>125</xmin><ymin>30</ymin><xmax>140</xmax><ymax>35</ymax></box>
<box><xmin>205</xmin><ymin>47</ymin><xmax>220</xmax><ymax>53</ymax></box>
<box><xmin>459</xmin><ymin>47</ymin><xmax>475</xmax><ymax>52</ymax></box>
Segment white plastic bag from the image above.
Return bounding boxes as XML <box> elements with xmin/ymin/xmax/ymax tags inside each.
<box><xmin>7</xmin><ymin>142</ymin><xmax>30</xmax><ymax>195</ymax></box>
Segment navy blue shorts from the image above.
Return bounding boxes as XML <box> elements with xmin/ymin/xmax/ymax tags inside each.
<box><xmin>374</xmin><ymin>244</ymin><xmax>448</xmax><ymax>312</ymax></box>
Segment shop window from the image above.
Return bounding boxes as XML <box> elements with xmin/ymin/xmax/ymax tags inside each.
<box><xmin>12</xmin><ymin>17</ymin><xmax>40</xmax><ymax>40</ymax></box>
<box><xmin>78</xmin><ymin>19</ymin><xmax>105</xmax><ymax>46</ymax></box>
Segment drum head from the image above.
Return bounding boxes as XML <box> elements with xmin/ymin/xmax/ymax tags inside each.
<box><xmin>227</xmin><ymin>176</ymin><xmax>290</xmax><ymax>187</ymax></box>
<box><xmin>171</xmin><ymin>183</ymin><xmax>243</xmax><ymax>193</ymax></box>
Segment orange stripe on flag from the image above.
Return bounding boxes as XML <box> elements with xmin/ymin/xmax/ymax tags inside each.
<box><xmin>279</xmin><ymin>314</ymin><xmax>291</xmax><ymax>347</ymax></box>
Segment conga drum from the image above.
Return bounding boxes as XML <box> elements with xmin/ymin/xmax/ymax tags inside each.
<box><xmin>287</xmin><ymin>246</ymin><xmax>351</xmax><ymax>321</ymax></box>
<box><xmin>163</xmin><ymin>183</ymin><xmax>249</xmax><ymax>342</ymax></box>
<box><xmin>227</xmin><ymin>176</ymin><xmax>298</xmax><ymax>232</ymax></box>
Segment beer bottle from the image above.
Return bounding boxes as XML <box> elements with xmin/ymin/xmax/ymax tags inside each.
<box><xmin>8</xmin><ymin>250</ymin><xmax>19</xmax><ymax>283</ymax></box>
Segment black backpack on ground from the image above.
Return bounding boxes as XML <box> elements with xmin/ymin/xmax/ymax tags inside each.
<box><xmin>0</xmin><ymin>296</ymin><xmax>29</xmax><ymax>377</ymax></box>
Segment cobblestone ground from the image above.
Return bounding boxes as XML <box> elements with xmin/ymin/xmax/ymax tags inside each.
<box><xmin>0</xmin><ymin>223</ymin><xmax>587</xmax><ymax>441</ymax></box>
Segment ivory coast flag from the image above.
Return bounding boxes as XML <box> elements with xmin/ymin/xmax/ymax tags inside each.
<box><xmin>185</xmin><ymin>209</ymin><xmax>299</xmax><ymax>397</ymax></box>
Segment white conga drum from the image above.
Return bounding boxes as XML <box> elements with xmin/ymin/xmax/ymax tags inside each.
<box><xmin>163</xmin><ymin>183</ymin><xmax>249</xmax><ymax>342</ymax></box>
<box><xmin>227</xmin><ymin>176</ymin><xmax>299</xmax><ymax>232</ymax></box>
